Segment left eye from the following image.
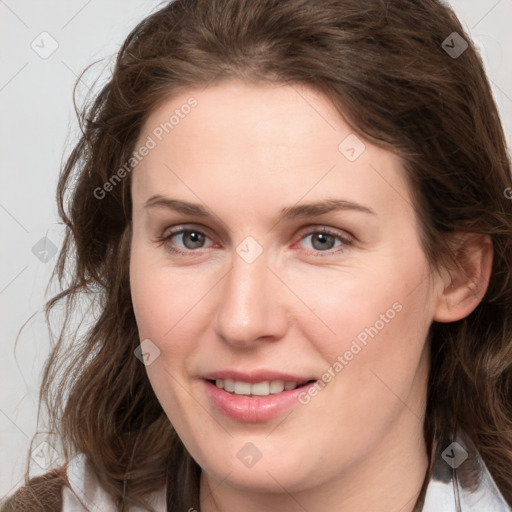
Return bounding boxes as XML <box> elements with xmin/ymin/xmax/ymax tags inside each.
<box><xmin>299</xmin><ymin>230</ymin><xmax>347</xmax><ymax>252</ymax></box>
<box><xmin>160</xmin><ymin>227</ymin><xmax>351</xmax><ymax>254</ymax></box>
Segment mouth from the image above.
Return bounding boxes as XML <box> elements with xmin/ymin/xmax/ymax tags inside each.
<box><xmin>206</xmin><ymin>378</ymin><xmax>317</xmax><ymax>396</ymax></box>
<box><xmin>203</xmin><ymin>378</ymin><xmax>319</xmax><ymax>422</ymax></box>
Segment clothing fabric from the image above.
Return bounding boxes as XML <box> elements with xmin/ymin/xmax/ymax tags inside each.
<box><xmin>62</xmin><ymin>456</ymin><xmax>166</xmax><ymax>512</ymax></box>
<box><xmin>62</xmin><ymin>429</ymin><xmax>511</xmax><ymax>511</ymax></box>
<box><xmin>421</xmin><ymin>429</ymin><xmax>511</xmax><ymax>511</ymax></box>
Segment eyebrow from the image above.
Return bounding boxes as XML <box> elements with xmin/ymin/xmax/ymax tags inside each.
<box><xmin>144</xmin><ymin>195</ymin><xmax>376</xmax><ymax>220</ymax></box>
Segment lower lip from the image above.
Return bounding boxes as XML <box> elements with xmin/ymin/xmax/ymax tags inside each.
<box><xmin>203</xmin><ymin>379</ymin><xmax>318</xmax><ymax>422</ymax></box>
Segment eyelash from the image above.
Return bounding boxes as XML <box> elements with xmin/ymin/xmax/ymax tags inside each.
<box><xmin>154</xmin><ymin>225</ymin><xmax>353</xmax><ymax>257</ymax></box>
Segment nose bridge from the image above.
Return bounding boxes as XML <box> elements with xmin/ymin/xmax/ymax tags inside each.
<box><xmin>214</xmin><ymin>241</ymin><xmax>286</xmax><ymax>346</ymax></box>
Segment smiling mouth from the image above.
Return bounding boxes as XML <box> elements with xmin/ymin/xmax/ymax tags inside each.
<box><xmin>207</xmin><ymin>379</ymin><xmax>317</xmax><ymax>396</ymax></box>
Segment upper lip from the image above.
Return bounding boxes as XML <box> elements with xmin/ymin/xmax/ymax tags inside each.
<box><xmin>202</xmin><ymin>370</ymin><xmax>317</xmax><ymax>384</ymax></box>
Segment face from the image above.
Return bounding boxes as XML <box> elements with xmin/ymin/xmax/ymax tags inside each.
<box><xmin>129</xmin><ymin>80</ymin><xmax>442</xmax><ymax>495</ymax></box>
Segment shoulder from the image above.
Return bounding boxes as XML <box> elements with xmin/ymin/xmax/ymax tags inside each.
<box><xmin>2</xmin><ymin>453</ymin><xmax>167</xmax><ymax>512</ymax></box>
<box><xmin>0</xmin><ymin>465</ymin><xmax>68</xmax><ymax>512</ymax></box>
<box><xmin>1</xmin><ymin>454</ymin><xmax>113</xmax><ymax>512</ymax></box>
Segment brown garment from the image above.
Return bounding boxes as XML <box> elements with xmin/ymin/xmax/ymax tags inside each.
<box><xmin>0</xmin><ymin>466</ymin><xmax>68</xmax><ymax>512</ymax></box>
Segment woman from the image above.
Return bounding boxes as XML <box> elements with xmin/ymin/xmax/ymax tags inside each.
<box><xmin>2</xmin><ymin>0</ymin><xmax>512</xmax><ymax>511</ymax></box>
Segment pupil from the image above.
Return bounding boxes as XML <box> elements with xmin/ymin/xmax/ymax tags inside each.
<box><xmin>184</xmin><ymin>231</ymin><xmax>204</xmax><ymax>249</ymax></box>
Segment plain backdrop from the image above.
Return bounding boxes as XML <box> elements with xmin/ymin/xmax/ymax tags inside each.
<box><xmin>1</xmin><ymin>0</ymin><xmax>511</xmax><ymax>499</ymax></box>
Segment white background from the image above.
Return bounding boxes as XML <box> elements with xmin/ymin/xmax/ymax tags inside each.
<box><xmin>1</xmin><ymin>0</ymin><xmax>511</xmax><ymax>499</ymax></box>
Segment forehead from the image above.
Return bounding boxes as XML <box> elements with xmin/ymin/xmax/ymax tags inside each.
<box><xmin>139</xmin><ymin>81</ymin><xmax>343</xmax><ymax>158</ymax></box>
<box><xmin>131</xmin><ymin>80</ymin><xmax>414</xmax><ymax>223</ymax></box>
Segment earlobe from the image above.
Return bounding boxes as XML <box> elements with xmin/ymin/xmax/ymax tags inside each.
<box><xmin>433</xmin><ymin>234</ymin><xmax>493</xmax><ymax>323</ymax></box>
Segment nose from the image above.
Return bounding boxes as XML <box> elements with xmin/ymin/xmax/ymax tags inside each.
<box><xmin>213</xmin><ymin>247</ymin><xmax>289</xmax><ymax>349</ymax></box>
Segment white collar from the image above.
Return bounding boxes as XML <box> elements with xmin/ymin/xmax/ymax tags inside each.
<box><xmin>422</xmin><ymin>428</ymin><xmax>511</xmax><ymax>511</ymax></box>
<box><xmin>62</xmin><ymin>453</ymin><xmax>166</xmax><ymax>511</ymax></box>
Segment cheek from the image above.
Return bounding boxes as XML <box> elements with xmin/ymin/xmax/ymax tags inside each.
<box><xmin>285</xmin><ymin>261</ymin><xmax>415</xmax><ymax>357</ymax></box>
<box><xmin>130</xmin><ymin>236</ymin><xmax>179</xmax><ymax>332</ymax></box>
<box><xmin>294</xmin><ymin>254</ymin><xmax>433</xmax><ymax>395</ymax></box>
<box><xmin>130</xmin><ymin>267</ymin><xmax>169</xmax><ymax>339</ymax></box>
<box><xmin>320</xmin><ymin>283</ymin><xmax>432</xmax><ymax>428</ymax></box>
<box><xmin>129</xmin><ymin>249</ymin><xmax>200</xmax><ymax>414</ymax></box>
<box><xmin>129</xmin><ymin>244</ymin><xmax>215</xmax><ymax>362</ymax></box>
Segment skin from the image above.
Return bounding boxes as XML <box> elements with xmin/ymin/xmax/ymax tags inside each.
<box><xmin>129</xmin><ymin>80</ymin><xmax>492</xmax><ymax>512</ymax></box>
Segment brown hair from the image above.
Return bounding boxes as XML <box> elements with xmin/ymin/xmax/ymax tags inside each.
<box><xmin>3</xmin><ymin>0</ymin><xmax>512</xmax><ymax>511</ymax></box>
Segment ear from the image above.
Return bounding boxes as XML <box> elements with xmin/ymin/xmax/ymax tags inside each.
<box><xmin>433</xmin><ymin>233</ymin><xmax>493</xmax><ymax>323</ymax></box>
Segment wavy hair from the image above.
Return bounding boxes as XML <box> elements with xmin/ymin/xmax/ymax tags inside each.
<box><xmin>3</xmin><ymin>0</ymin><xmax>512</xmax><ymax>510</ymax></box>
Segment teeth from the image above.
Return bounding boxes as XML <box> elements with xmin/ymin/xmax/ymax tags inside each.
<box><xmin>234</xmin><ymin>381</ymin><xmax>251</xmax><ymax>395</ymax></box>
<box><xmin>214</xmin><ymin>379</ymin><xmax>309</xmax><ymax>396</ymax></box>
<box><xmin>251</xmin><ymin>381</ymin><xmax>270</xmax><ymax>395</ymax></box>
<box><xmin>269</xmin><ymin>381</ymin><xmax>284</xmax><ymax>394</ymax></box>
<box><xmin>223</xmin><ymin>379</ymin><xmax>235</xmax><ymax>392</ymax></box>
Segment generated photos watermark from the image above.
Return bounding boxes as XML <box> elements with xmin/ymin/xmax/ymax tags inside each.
<box><xmin>298</xmin><ymin>301</ymin><xmax>403</xmax><ymax>405</ymax></box>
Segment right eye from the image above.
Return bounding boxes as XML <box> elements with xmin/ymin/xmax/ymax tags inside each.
<box><xmin>156</xmin><ymin>226</ymin><xmax>216</xmax><ymax>255</ymax></box>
